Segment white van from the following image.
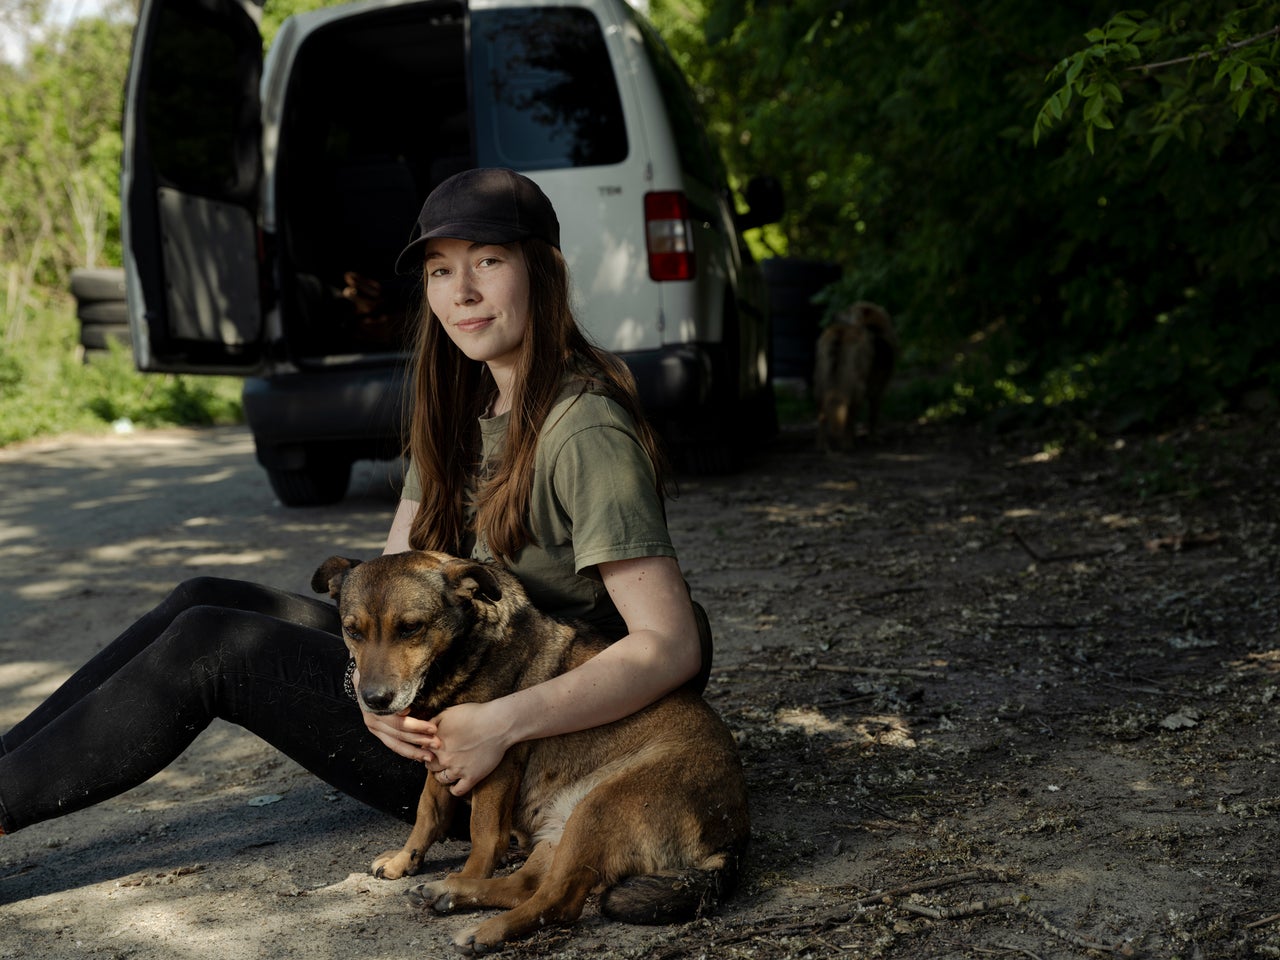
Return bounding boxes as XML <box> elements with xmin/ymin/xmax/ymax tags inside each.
<box><xmin>120</xmin><ymin>0</ymin><xmax>782</xmax><ymax>505</ymax></box>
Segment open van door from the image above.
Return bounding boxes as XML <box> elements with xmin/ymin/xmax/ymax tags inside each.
<box><xmin>121</xmin><ymin>0</ymin><xmax>267</xmax><ymax>374</ymax></box>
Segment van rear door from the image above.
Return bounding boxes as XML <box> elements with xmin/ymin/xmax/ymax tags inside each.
<box><xmin>121</xmin><ymin>0</ymin><xmax>266</xmax><ymax>374</ymax></box>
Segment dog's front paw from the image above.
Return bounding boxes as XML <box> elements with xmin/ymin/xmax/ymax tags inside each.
<box><xmin>409</xmin><ymin>880</ymin><xmax>455</xmax><ymax>913</ymax></box>
<box><xmin>372</xmin><ymin>847</ymin><xmax>420</xmax><ymax>880</ymax></box>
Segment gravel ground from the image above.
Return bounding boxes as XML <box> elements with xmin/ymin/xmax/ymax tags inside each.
<box><xmin>1</xmin><ymin>413</ymin><xmax>1277</xmax><ymax>959</ymax></box>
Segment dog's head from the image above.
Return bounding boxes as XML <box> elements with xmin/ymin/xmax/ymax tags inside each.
<box><xmin>311</xmin><ymin>551</ymin><xmax>506</xmax><ymax>715</ymax></box>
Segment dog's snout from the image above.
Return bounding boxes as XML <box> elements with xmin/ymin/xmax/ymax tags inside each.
<box><xmin>359</xmin><ymin>685</ymin><xmax>400</xmax><ymax>714</ymax></box>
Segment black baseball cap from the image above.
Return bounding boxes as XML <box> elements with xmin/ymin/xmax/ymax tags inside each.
<box><xmin>394</xmin><ymin>167</ymin><xmax>561</xmax><ymax>274</ymax></box>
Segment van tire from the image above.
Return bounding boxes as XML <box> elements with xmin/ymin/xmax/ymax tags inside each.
<box><xmin>668</xmin><ymin>294</ymin><xmax>778</xmax><ymax>475</ymax></box>
<box><xmin>663</xmin><ymin>398</ymin><xmax>742</xmax><ymax>475</ymax></box>
<box><xmin>675</xmin><ymin>385</ymin><xmax>776</xmax><ymax>474</ymax></box>
<box><xmin>266</xmin><ymin>460</ymin><xmax>352</xmax><ymax>506</ymax></box>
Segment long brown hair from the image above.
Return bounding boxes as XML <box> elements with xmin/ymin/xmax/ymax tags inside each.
<box><xmin>405</xmin><ymin>238</ymin><xmax>668</xmax><ymax>559</ymax></box>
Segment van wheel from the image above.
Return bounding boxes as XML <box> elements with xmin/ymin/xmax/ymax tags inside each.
<box><xmin>670</xmin><ymin>299</ymin><xmax>777</xmax><ymax>474</ymax></box>
<box><xmin>674</xmin><ymin>381</ymin><xmax>777</xmax><ymax>474</ymax></box>
<box><xmin>666</xmin><ymin>400</ymin><xmax>746</xmax><ymax>476</ymax></box>
<box><xmin>266</xmin><ymin>460</ymin><xmax>352</xmax><ymax>506</ymax></box>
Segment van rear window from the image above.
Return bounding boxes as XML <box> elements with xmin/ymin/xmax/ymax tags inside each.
<box><xmin>470</xmin><ymin>7</ymin><xmax>628</xmax><ymax>170</ymax></box>
<box><xmin>143</xmin><ymin>0</ymin><xmax>260</xmax><ymax>199</ymax></box>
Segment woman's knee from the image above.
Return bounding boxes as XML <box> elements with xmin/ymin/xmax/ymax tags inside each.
<box><xmin>164</xmin><ymin>604</ymin><xmax>342</xmax><ymax>675</ymax></box>
<box><xmin>163</xmin><ymin>576</ymin><xmax>247</xmax><ymax>614</ymax></box>
<box><xmin>163</xmin><ymin>576</ymin><xmax>339</xmax><ymax>634</ymax></box>
<box><xmin>143</xmin><ymin>605</ymin><xmax>301</xmax><ymax>708</ymax></box>
<box><xmin>152</xmin><ymin>604</ymin><xmax>244</xmax><ymax>663</ymax></box>
<box><xmin>164</xmin><ymin>603</ymin><xmax>278</xmax><ymax>655</ymax></box>
<box><xmin>115</xmin><ymin>579</ymin><xmax>261</xmax><ymax>673</ymax></box>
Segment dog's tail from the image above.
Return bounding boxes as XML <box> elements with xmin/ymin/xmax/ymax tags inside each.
<box><xmin>598</xmin><ymin>848</ymin><xmax>744</xmax><ymax>925</ymax></box>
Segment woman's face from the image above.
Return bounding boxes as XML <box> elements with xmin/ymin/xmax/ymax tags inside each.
<box><xmin>424</xmin><ymin>238</ymin><xmax>531</xmax><ymax>373</ymax></box>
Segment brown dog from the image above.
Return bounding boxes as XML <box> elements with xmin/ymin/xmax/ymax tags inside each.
<box><xmin>311</xmin><ymin>551</ymin><xmax>749</xmax><ymax>954</ymax></box>
<box><xmin>813</xmin><ymin>301</ymin><xmax>898</xmax><ymax>452</ymax></box>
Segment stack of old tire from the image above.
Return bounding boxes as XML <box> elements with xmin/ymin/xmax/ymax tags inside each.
<box><xmin>70</xmin><ymin>267</ymin><xmax>130</xmax><ymax>360</ymax></box>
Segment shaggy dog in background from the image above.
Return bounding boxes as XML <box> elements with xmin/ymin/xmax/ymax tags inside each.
<box><xmin>813</xmin><ymin>301</ymin><xmax>898</xmax><ymax>452</ymax></box>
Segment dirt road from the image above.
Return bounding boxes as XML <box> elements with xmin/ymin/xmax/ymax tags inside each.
<box><xmin>1</xmin><ymin>418</ymin><xmax>1277</xmax><ymax>959</ymax></box>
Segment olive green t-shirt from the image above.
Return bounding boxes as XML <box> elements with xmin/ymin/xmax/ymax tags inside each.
<box><xmin>401</xmin><ymin>384</ymin><xmax>674</xmax><ymax>634</ymax></box>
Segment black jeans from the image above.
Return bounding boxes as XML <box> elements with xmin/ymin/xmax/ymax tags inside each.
<box><xmin>0</xmin><ymin>577</ymin><xmax>428</xmax><ymax>834</ymax></box>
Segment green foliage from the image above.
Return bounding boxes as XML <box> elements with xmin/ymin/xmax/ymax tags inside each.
<box><xmin>1</xmin><ymin>4</ymin><xmax>243</xmax><ymax>448</ymax></box>
<box><xmin>651</xmin><ymin>0</ymin><xmax>1280</xmax><ymax>436</ymax></box>
<box><xmin>261</xmin><ymin>0</ymin><xmax>335</xmax><ymax>45</ymax></box>
<box><xmin>0</xmin><ymin>299</ymin><xmax>243</xmax><ymax>447</ymax></box>
<box><xmin>1105</xmin><ymin>424</ymin><xmax>1257</xmax><ymax>501</ymax></box>
<box><xmin>1035</xmin><ymin>4</ymin><xmax>1280</xmax><ymax>154</ymax></box>
<box><xmin>0</xmin><ymin>346</ymin><xmax>23</xmax><ymax>396</ymax></box>
<box><xmin>79</xmin><ymin>345</ymin><xmax>244</xmax><ymax>429</ymax></box>
<box><xmin>0</xmin><ymin>13</ymin><xmax>133</xmax><ymax>288</ymax></box>
<box><xmin>3</xmin><ymin>0</ymin><xmax>1277</xmax><ymax>454</ymax></box>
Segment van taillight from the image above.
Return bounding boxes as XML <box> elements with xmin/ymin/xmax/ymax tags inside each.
<box><xmin>644</xmin><ymin>191</ymin><xmax>695</xmax><ymax>282</ymax></box>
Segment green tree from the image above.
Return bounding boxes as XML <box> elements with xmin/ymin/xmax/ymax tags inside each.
<box><xmin>262</xmin><ymin>0</ymin><xmax>333</xmax><ymax>44</ymax></box>
<box><xmin>0</xmin><ymin>0</ymin><xmax>324</xmax><ymax>332</ymax></box>
<box><xmin>1035</xmin><ymin>4</ymin><xmax>1279</xmax><ymax>154</ymax></box>
<box><xmin>651</xmin><ymin>0</ymin><xmax>1279</xmax><ymax>432</ymax></box>
<box><xmin>0</xmin><ymin>0</ymin><xmax>46</xmax><ymax>62</ymax></box>
<box><xmin>0</xmin><ymin>8</ymin><xmax>133</xmax><ymax>326</ymax></box>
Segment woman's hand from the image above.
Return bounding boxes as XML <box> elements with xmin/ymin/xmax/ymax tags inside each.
<box><xmin>421</xmin><ymin>700</ymin><xmax>517</xmax><ymax>796</ymax></box>
<box><xmin>360</xmin><ymin>709</ymin><xmax>440</xmax><ymax>763</ymax></box>
<box><xmin>355</xmin><ymin>667</ymin><xmax>513</xmax><ymax>793</ymax></box>
<box><xmin>353</xmin><ymin>668</ymin><xmax>437</xmax><ymax>763</ymax></box>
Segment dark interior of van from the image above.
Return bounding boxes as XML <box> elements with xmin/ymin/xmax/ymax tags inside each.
<box><xmin>275</xmin><ymin>4</ymin><xmax>470</xmax><ymax>362</ymax></box>
<box><xmin>271</xmin><ymin>2</ymin><xmax>632</xmax><ymax>364</ymax></box>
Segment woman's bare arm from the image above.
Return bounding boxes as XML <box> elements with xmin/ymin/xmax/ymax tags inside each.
<box><xmin>423</xmin><ymin>554</ymin><xmax>701</xmax><ymax>794</ymax></box>
<box><xmin>383</xmin><ymin>498</ymin><xmax>418</xmax><ymax>555</ymax></box>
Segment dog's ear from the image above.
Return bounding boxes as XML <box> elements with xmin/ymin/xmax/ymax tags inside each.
<box><xmin>441</xmin><ymin>558</ymin><xmax>504</xmax><ymax>606</ymax></box>
<box><xmin>311</xmin><ymin>556</ymin><xmax>362</xmax><ymax>599</ymax></box>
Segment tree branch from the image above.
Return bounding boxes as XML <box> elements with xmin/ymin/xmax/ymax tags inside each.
<box><xmin>1129</xmin><ymin>24</ymin><xmax>1280</xmax><ymax>73</ymax></box>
